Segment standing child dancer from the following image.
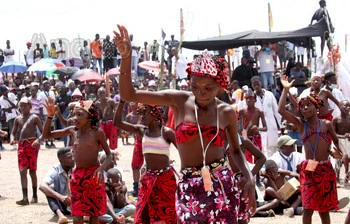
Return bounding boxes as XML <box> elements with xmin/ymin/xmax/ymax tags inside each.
<box><xmin>42</xmin><ymin>97</ymin><xmax>113</xmax><ymax>224</ymax></box>
<box><xmin>96</xmin><ymin>87</ymin><xmax>118</xmax><ymax>151</ymax></box>
<box><xmin>238</xmin><ymin>89</ymin><xmax>267</xmax><ymax>163</ymax></box>
<box><xmin>299</xmin><ymin>74</ymin><xmax>340</xmax><ymax>121</ymax></box>
<box><xmin>332</xmin><ymin>100</ymin><xmax>350</xmax><ymax>184</ymax></box>
<box><xmin>113</xmin><ymin>25</ymin><xmax>256</xmax><ymax>223</ymax></box>
<box><xmin>10</xmin><ymin>97</ymin><xmax>43</xmax><ymax>205</ymax></box>
<box><xmin>278</xmin><ymin>75</ymin><xmax>347</xmax><ymax>224</ymax></box>
<box><xmin>114</xmin><ymin>100</ymin><xmax>177</xmax><ymax>223</ymax></box>
<box><xmin>238</xmin><ymin>89</ymin><xmax>267</xmax><ymax>188</ymax></box>
<box><xmin>125</xmin><ymin>102</ymin><xmax>143</xmax><ymax>196</ymax></box>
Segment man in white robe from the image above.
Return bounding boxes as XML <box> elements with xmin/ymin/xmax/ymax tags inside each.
<box><xmin>251</xmin><ymin>76</ymin><xmax>282</xmax><ymax>157</ymax></box>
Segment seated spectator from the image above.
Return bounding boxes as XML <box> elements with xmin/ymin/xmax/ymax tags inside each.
<box><xmin>99</xmin><ymin>168</ymin><xmax>136</xmax><ymax>223</ymax></box>
<box><xmin>256</xmin><ymin>160</ymin><xmax>302</xmax><ymax>217</ymax></box>
<box><xmin>39</xmin><ymin>147</ymin><xmax>75</xmax><ymax>224</ymax></box>
<box><xmin>270</xmin><ymin>135</ymin><xmax>305</xmax><ymax>173</ymax></box>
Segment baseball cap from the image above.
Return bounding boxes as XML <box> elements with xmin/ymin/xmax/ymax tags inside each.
<box><xmin>277</xmin><ymin>135</ymin><xmax>297</xmax><ymax>148</ymax></box>
<box><xmin>0</xmin><ymin>85</ymin><xmax>8</xmax><ymax>92</ymax></box>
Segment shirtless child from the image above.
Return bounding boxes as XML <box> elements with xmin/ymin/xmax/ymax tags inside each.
<box><xmin>257</xmin><ymin>160</ymin><xmax>301</xmax><ymax>217</ymax></box>
<box><xmin>95</xmin><ymin>87</ymin><xmax>118</xmax><ymax>150</ymax></box>
<box><xmin>238</xmin><ymin>89</ymin><xmax>267</xmax><ymax>163</ymax></box>
<box><xmin>332</xmin><ymin>100</ymin><xmax>350</xmax><ymax>183</ymax></box>
<box><xmin>125</xmin><ymin>102</ymin><xmax>142</xmax><ymax>196</ymax></box>
<box><xmin>43</xmin><ymin>97</ymin><xmax>113</xmax><ymax>224</ymax></box>
<box><xmin>10</xmin><ymin>97</ymin><xmax>43</xmax><ymax>205</ymax></box>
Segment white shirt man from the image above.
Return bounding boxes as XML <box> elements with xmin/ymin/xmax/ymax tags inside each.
<box><xmin>171</xmin><ymin>48</ymin><xmax>187</xmax><ymax>80</ymax></box>
<box><xmin>270</xmin><ymin>135</ymin><xmax>305</xmax><ymax>173</ymax></box>
<box><xmin>4</xmin><ymin>47</ymin><xmax>14</xmax><ymax>63</ymax></box>
<box><xmin>38</xmin><ymin>82</ymin><xmax>56</xmax><ymax>117</ymax></box>
<box><xmin>24</xmin><ymin>43</ymin><xmax>34</xmax><ymax>66</ymax></box>
<box><xmin>250</xmin><ymin>76</ymin><xmax>282</xmax><ymax>157</ymax></box>
<box><xmin>0</xmin><ymin>88</ymin><xmax>18</xmax><ymax>123</ymax></box>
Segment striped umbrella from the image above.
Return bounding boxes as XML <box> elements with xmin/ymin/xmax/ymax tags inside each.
<box><xmin>28</xmin><ymin>58</ymin><xmax>65</xmax><ymax>74</ymax></box>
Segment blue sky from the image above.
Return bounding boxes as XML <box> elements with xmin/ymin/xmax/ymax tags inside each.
<box><xmin>1</xmin><ymin>0</ymin><xmax>349</xmax><ymax>62</ymax></box>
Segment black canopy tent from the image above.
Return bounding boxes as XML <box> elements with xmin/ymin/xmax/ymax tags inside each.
<box><xmin>182</xmin><ymin>18</ymin><xmax>328</xmax><ymax>50</ymax></box>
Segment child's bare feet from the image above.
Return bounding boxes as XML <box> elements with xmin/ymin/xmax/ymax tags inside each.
<box><xmin>16</xmin><ymin>199</ymin><xmax>29</xmax><ymax>206</ymax></box>
<box><xmin>58</xmin><ymin>216</ymin><xmax>68</xmax><ymax>224</ymax></box>
<box><xmin>30</xmin><ymin>197</ymin><xmax>38</xmax><ymax>203</ymax></box>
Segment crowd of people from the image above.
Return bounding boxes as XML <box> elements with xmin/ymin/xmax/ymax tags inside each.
<box><xmin>0</xmin><ymin>20</ymin><xmax>350</xmax><ymax>224</ymax></box>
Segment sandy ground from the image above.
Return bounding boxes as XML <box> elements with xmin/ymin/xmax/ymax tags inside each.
<box><xmin>0</xmin><ymin>138</ymin><xmax>349</xmax><ymax>224</ymax></box>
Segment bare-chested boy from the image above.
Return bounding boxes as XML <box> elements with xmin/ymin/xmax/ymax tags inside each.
<box><xmin>238</xmin><ymin>89</ymin><xmax>267</xmax><ymax>164</ymax></box>
<box><xmin>95</xmin><ymin>87</ymin><xmax>118</xmax><ymax>150</ymax></box>
<box><xmin>333</xmin><ymin>100</ymin><xmax>350</xmax><ymax>183</ymax></box>
<box><xmin>10</xmin><ymin>97</ymin><xmax>43</xmax><ymax>205</ymax></box>
<box><xmin>125</xmin><ymin>102</ymin><xmax>143</xmax><ymax>196</ymax></box>
<box><xmin>43</xmin><ymin>97</ymin><xmax>113</xmax><ymax>224</ymax></box>
<box><xmin>299</xmin><ymin>74</ymin><xmax>340</xmax><ymax>121</ymax></box>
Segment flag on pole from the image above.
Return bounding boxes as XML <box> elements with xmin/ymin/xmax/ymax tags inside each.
<box><xmin>218</xmin><ymin>23</ymin><xmax>222</xmax><ymax>36</ymax></box>
<box><xmin>161</xmin><ymin>28</ymin><xmax>166</xmax><ymax>40</ymax></box>
<box><xmin>180</xmin><ymin>8</ymin><xmax>185</xmax><ymax>40</ymax></box>
<box><xmin>268</xmin><ymin>3</ymin><xmax>273</xmax><ymax>32</ymax></box>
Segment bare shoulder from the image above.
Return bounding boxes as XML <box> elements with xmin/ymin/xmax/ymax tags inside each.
<box><xmin>218</xmin><ymin>101</ymin><xmax>236</xmax><ymax>115</ymax></box>
<box><xmin>31</xmin><ymin>114</ymin><xmax>40</xmax><ymax>121</ymax></box>
<box><xmin>322</xmin><ymin>119</ymin><xmax>333</xmax><ymax>130</ymax></box>
<box><xmin>163</xmin><ymin>126</ymin><xmax>175</xmax><ymax>135</ymax></box>
<box><xmin>95</xmin><ymin>127</ymin><xmax>105</xmax><ymax>135</ymax></box>
<box><xmin>218</xmin><ymin>102</ymin><xmax>237</xmax><ymax>124</ymax></box>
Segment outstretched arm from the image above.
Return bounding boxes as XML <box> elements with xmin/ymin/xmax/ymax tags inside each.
<box><xmin>113</xmin><ymin>25</ymin><xmax>183</xmax><ymax>107</ymax></box>
<box><xmin>113</xmin><ymin>101</ymin><xmax>143</xmax><ymax>136</ymax></box>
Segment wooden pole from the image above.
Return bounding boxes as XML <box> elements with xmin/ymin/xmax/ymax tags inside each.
<box><xmin>105</xmin><ymin>74</ymin><xmax>111</xmax><ymax>97</ymax></box>
<box><xmin>227</xmin><ymin>50</ymin><xmax>232</xmax><ymax>81</ymax></box>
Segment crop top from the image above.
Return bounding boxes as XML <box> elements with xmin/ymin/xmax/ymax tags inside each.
<box><xmin>142</xmin><ymin>127</ymin><xmax>170</xmax><ymax>157</ymax></box>
<box><xmin>302</xmin><ymin>119</ymin><xmax>331</xmax><ymax>145</ymax></box>
<box><xmin>175</xmin><ymin>122</ymin><xmax>226</xmax><ymax>146</ymax></box>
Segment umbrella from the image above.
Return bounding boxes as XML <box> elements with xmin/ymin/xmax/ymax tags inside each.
<box><xmin>106</xmin><ymin>68</ymin><xmax>137</xmax><ymax>76</ymax></box>
<box><xmin>138</xmin><ymin>61</ymin><xmax>167</xmax><ymax>72</ymax></box>
<box><xmin>0</xmin><ymin>61</ymin><xmax>27</xmax><ymax>73</ymax></box>
<box><xmin>77</xmin><ymin>71</ymin><xmax>104</xmax><ymax>82</ymax></box>
<box><xmin>65</xmin><ymin>57</ymin><xmax>84</xmax><ymax>68</ymax></box>
<box><xmin>28</xmin><ymin>58</ymin><xmax>65</xmax><ymax>74</ymax></box>
<box><xmin>54</xmin><ymin>66</ymin><xmax>79</xmax><ymax>77</ymax></box>
<box><xmin>71</xmin><ymin>68</ymin><xmax>93</xmax><ymax>80</ymax></box>
<box><xmin>106</xmin><ymin>68</ymin><xmax>120</xmax><ymax>76</ymax></box>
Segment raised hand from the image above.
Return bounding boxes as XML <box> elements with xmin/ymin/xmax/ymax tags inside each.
<box><xmin>280</xmin><ymin>74</ymin><xmax>294</xmax><ymax>89</ymax></box>
<box><xmin>44</xmin><ymin>97</ymin><xmax>58</xmax><ymax>117</ymax></box>
<box><xmin>113</xmin><ymin>25</ymin><xmax>131</xmax><ymax>59</ymax></box>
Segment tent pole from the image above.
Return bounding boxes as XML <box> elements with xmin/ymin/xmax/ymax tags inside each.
<box><xmin>227</xmin><ymin>50</ymin><xmax>232</xmax><ymax>82</ymax></box>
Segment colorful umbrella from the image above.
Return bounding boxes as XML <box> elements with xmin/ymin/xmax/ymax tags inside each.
<box><xmin>65</xmin><ymin>57</ymin><xmax>84</xmax><ymax>68</ymax></box>
<box><xmin>54</xmin><ymin>66</ymin><xmax>79</xmax><ymax>77</ymax></box>
<box><xmin>106</xmin><ymin>68</ymin><xmax>136</xmax><ymax>76</ymax></box>
<box><xmin>27</xmin><ymin>58</ymin><xmax>65</xmax><ymax>74</ymax></box>
<box><xmin>106</xmin><ymin>68</ymin><xmax>120</xmax><ymax>76</ymax></box>
<box><xmin>77</xmin><ymin>71</ymin><xmax>104</xmax><ymax>82</ymax></box>
<box><xmin>138</xmin><ymin>61</ymin><xmax>167</xmax><ymax>72</ymax></box>
<box><xmin>71</xmin><ymin>68</ymin><xmax>93</xmax><ymax>80</ymax></box>
<box><xmin>0</xmin><ymin>61</ymin><xmax>27</xmax><ymax>73</ymax></box>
